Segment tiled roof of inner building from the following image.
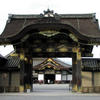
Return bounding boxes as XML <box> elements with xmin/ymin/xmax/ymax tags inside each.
<box><xmin>53</xmin><ymin>58</ymin><xmax>71</xmax><ymax>68</ymax></box>
<box><xmin>33</xmin><ymin>58</ymin><xmax>72</xmax><ymax>71</ymax></box>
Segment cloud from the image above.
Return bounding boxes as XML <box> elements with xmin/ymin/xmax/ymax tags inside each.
<box><xmin>92</xmin><ymin>46</ymin><xmax>100</xmax><ymax>58</ymax></box>
<box><xmin>0</xmin><ymin>45</ymin><xmax>14</xmax><ymax>56</ymax></box>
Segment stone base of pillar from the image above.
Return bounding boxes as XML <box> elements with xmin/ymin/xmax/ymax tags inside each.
<box><xmin>25</xmin><ymin>84</ymin><xmax>33</xmax><ymax>92</ymax></box>
<box><xmin>72</xmin><ymin>84</ymin><xmax>82</xmax><ymax>92</ymax></box>
<box><xmin>72</xmin><ymin>84</ymin><xmax>77</xmax><ymax>92</ymax></box>
<box><xmin>19</xmin><ymin>85</ymin><xmax>24</xmax><ymax>92</ymax></box>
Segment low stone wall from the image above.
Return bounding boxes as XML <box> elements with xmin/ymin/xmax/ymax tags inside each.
<box><xmin>0</xmin><ymin>72</ymin><xmax>9</xmax><ymax>87</ymax></box>
<box><xmin>11</xmin><ymin>72</ymin><xmax>20</xmax><ymax>87</ymax></box>
<box><xmin>0</xmin><ymin>86</ymin><xmax>19</xmax><ymax>92</ymax></box>
<box><xmin>94</xmin><ymin>72</ymin><xmax>100</xmax><ymax>86</ymax></box>
<box><xmin>82</xmin><ymin>86</ymin><xmax>100</xmax><ymax>93</ymax></box>
<box><xmin>82</xmin><ymin>72</ymin><xmax>92</xmax><ymax>87</ymax></box>
<box><xmin>82</xmin><ymin>71</ymin><xmax>100</xmax><ymax>93</ymax></box>
<box><xmin>0</xmin><ymin>72</ymin><xmax>20</xmax><ymax>92</ymax></box>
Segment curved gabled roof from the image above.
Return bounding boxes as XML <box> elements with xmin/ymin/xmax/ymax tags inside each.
<box><xmin>33</xmin><ymin>58</ymin><xmax>46</xmax><ymax>66</ymax></box>
<box><xmin>0</xmin><ymin>11</ymin><xmax>100</xmax><ymax>44</ymax></box>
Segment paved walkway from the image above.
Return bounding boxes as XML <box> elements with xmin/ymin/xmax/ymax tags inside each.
<box><xmin>0</xmin><ymin>84</ymin><xmax>100</xmax><ymax>96</ymax></box>
<box><xmin>33</xmin><ymin>84</ymin><xmax>71</xmax><ymax>92</ymax></box>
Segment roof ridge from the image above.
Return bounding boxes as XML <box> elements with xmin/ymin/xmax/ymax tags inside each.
<box><xmin>8</xmin><ymin>13</ymin><xmax>95</xmax><ymax>19</ymax></box>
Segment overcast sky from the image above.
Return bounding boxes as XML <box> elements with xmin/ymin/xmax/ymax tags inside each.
<box><xmin>0</xmin><ymin>0</ymin><xmax>100</xmax><ymax>64</ymax></box>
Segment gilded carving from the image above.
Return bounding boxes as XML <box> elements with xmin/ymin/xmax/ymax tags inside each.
<box><xmin>39</xmin><ymin>30</ymin><xmax>60</xmax><ymax>37</ymax></box>
<box><xmin>69</xmin><ymin>33</ymin><xmax>78</xmax><ymax>42</ymax></box>
<box><xmin>34</xmin><ymin>48</ymin><xmax>42</xmax><ymax>52</ymax></box>
<box><xmin>10</xmin><ymin>53</ymin><xmax>18</xmax><ymax>57</ymax></box>
<box><xmin>59</xmin><ymin>47</ymin><xmax>68</xmax><ymax>52</ymax></box>
<box><xmin>46</xmin><ymin>48</ymin><xmax>54</xmax><ymax>52</ymax></box>
<box><xmin>20</xmin><ymin>53</ymin><xmax>25</xmax><ymax>60</ymax></box>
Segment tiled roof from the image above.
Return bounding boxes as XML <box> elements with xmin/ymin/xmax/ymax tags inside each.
<box><xmin>1</xmin><ymin>55</ymin><xmax>100</xmax><ymax>72</ymax></box>
<box><xmin>33</xmin><ymin>58</ymin><xmax>46</xmax><ymax>66</ymax></box>
<box><xmin>33</xmin><ymin>58</ymin><xmax>71</xmax><ymax>71</ymax></box>
<box><xmin>53</xmin><ymin>58</ymin><xmax>71</xmax><ymax>68</ymax></box>
<box><xmin>0</xmin><ymin>12</ymin><xmax>100</xmax><ymax>44</ymax></box>
<box><xmin>82</xmin><ymin>58</ymin><xmax>100</xmax><ymax>71</ymax></box>
<box><xmin>4</xmin><ymin>56</ymin><xmax>20</xmax><ymax>68</ymax></box>
<box><xmin>33</xmin><ymin>58</ymin><xmax>71</xmax><ymax>68</ymax></box>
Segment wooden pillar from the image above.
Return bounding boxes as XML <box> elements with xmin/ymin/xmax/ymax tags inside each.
<box><xmin>72</xmin><ymin>53</ymin><xmax>77</xmax><ymax>91</ymax></box>
<box><xmin>72</xmin><ymin>47</ymin><xmax>82</xmax><ymax>92</ymax></box>
<box><xmin>19</xmin><ymin>53</ymin><xmax>25</xmax><ymax>92</ymax></box>
<box><xmin>24</xmin><ymin>57</ymin><xmax>33</xmax><ymax>92</ymax></box>
<box><xmin>76</xmin><ymin>49</ymin><xmax>82</xmax><ymax>92</ymax></box>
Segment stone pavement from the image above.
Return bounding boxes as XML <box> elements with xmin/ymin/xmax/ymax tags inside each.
<box><xmin>0</xmin><ymin>84</ymin><xmax>100</xmax><ymax>100</ymax></box>
<box><xmin>0</xmin><ymin>84</ymin><xmax>100</xmax><ymax>96</ymax></box>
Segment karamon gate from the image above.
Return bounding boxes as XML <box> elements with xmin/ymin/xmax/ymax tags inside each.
<box><xmin>0</xmin><ymin>9</ymin><xmax>100</xmax><ymax>92</ymax></box>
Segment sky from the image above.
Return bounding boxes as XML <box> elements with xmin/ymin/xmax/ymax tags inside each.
<box><xmin>0</xmin><ymin>0</ymin><xmax>100</xmax><ymax>64</ymax></box>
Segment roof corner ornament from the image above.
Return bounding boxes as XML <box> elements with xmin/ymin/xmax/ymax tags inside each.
<box><xmin>92</xmin><ymin>13</ymin><xmax>97</xmax><ymax>22</ymax></box>
<box><xmin>7</xmin><ymin>14</ymin><xmax>13</xmax><ymax>23</ymax></box>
